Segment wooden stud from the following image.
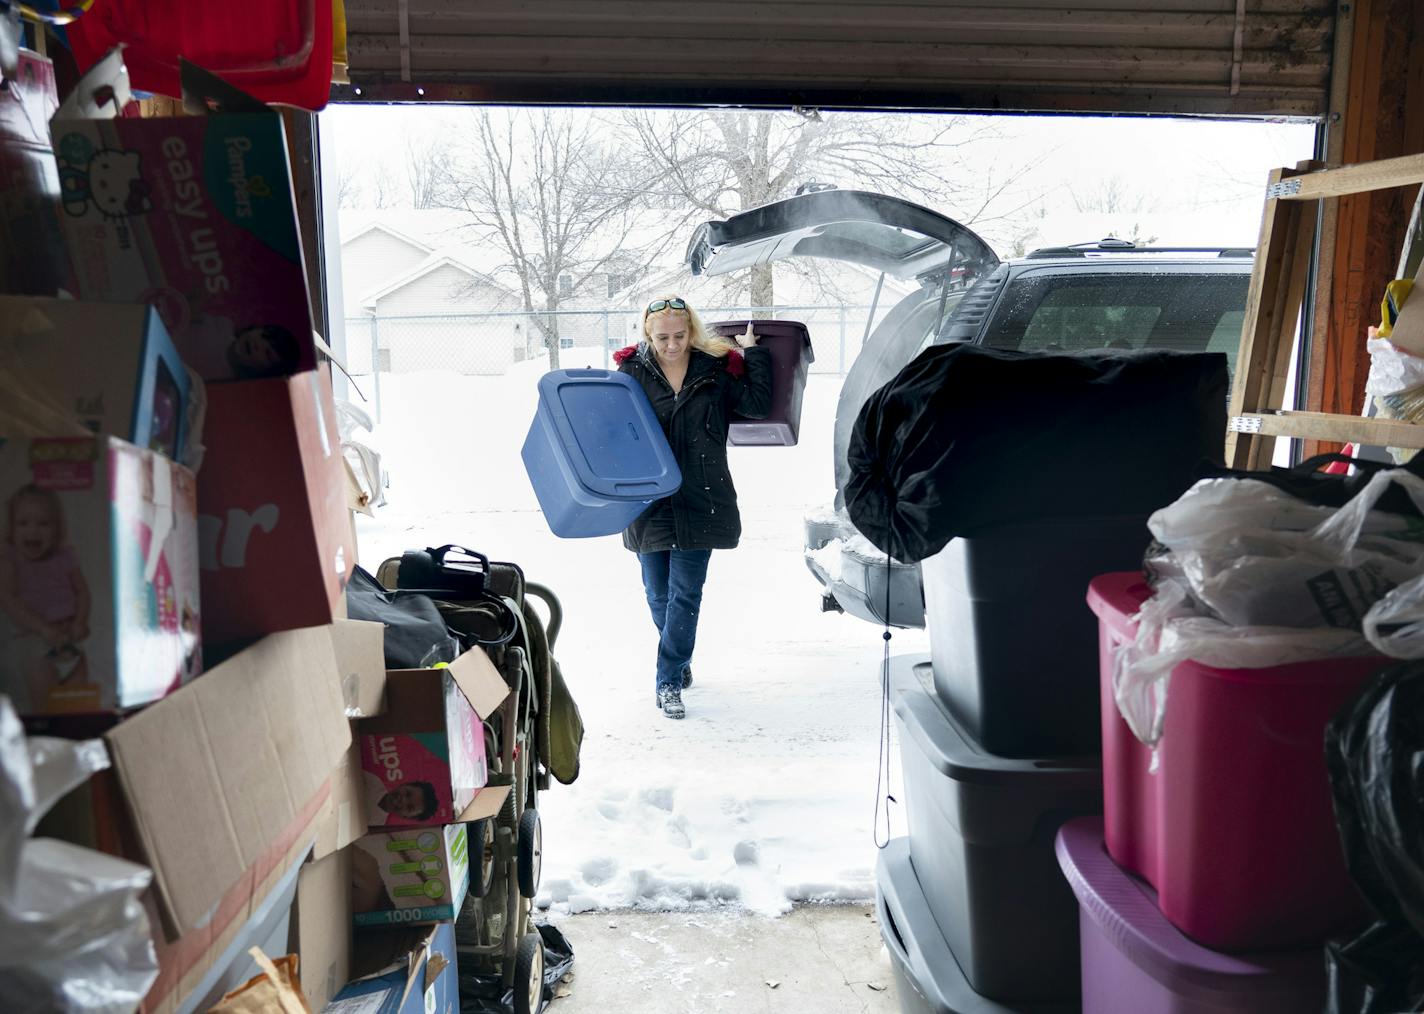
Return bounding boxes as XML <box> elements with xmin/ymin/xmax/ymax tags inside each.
<box><xmin>1231</xmin><ymin>411</ymin><xmax>1424</xmax><ymax>450</ymax></box>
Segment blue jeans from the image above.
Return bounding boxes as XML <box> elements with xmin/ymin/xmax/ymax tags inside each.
<box><xmin>638</xmin><ymin>549</ymin><xmax>712</xmax><ymax>691</ymax></box>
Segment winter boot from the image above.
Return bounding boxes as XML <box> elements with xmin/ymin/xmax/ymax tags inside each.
<box><xmin>655</xmin><ymin>685</ymin><xmax>686</xmax><ymax>720</ymax></box>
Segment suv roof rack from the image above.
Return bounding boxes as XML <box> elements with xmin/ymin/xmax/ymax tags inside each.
<box><xmin>1025</xmin><ymin>238</ymin><xmax>1255</xmax><ymax>259</ymax></box>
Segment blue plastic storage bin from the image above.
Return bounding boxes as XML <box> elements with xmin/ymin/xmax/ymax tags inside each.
<box><xmin>522</xmin><ymin>368</ymin><xmax>682</xmax><ymax>538</ymax></box>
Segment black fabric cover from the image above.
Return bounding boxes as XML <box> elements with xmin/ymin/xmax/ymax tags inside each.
<box><xmin>344</xmin><ymin>566</ymin><xmax>458</xmax><ymax>669</ymax></box>
<box><xmin>1197</xmin><ymin>452</ymin><xmax>1424</xmax><ymax>516</ymax></box>
<box><xmin>845</xmin><ymin>345</ymin><xmax>1229</xmax><ymax>563</ymax></box>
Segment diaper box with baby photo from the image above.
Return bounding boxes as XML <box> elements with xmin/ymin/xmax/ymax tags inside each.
<box><xmin>0</xmin><ymin>434</ymin><xmax>201</xmax><ymax>715</ymax></box>
<box><xmin>48</xmin><ymin>49</ymin><xmax>315</xmax><ymax>383</ymax></box>
<box><xmin>0</xmin><ymin>296</ymin><xmax>192</xmax><ymax>462</ymax></box>
<box><xmin>357</xmin><ymin>647</ymin><xmax>510</xmax><ymax>831</ymax></box>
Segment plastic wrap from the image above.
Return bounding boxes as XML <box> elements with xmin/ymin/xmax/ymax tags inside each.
<box><xmin>0</xmin><ymin>696</ymin><xmax>159</xmax><ymax>1012</ymax></box>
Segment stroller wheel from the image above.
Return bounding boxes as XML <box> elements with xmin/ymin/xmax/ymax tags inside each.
<box><xmin>469</xmin><ymin>818</ymin><xmax>496</xmax><ymax>898</ymax></box>
<box><xmin>518</xmin><ymin>808</ymin><xmax>542</xmax><ymax>898</ymax></box>
<box><xmin>514</xmin><ymin>931</ymin><xmax>546</xmax><ymax>1014</ymax></box>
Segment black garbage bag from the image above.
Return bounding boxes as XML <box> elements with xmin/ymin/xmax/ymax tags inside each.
<box><xmin>844</xmin><ymin>345</ymin><xmax>1228</xmax><ymax>563</ymax></box>
<box><xmin>460</xmin><ymin>922</ymin><xmax>576</xmax><ymax>1013</ymax></box>
<box><xmin>1324</xmin><ymin>661</ymin><xmax>1424</xmax><ymax>1014</ymax></box>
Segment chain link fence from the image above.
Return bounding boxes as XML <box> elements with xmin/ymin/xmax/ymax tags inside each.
<box><xmin>344</xmin><ymin>303</ymin><xmax>894</xmax><ymax>419</ymax></box>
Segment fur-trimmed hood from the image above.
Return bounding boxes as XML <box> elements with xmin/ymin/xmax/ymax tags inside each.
<box><xmin>612</xmin><ymin>342</ymin><xmax>746</xmax><ymax>378</ymax></box>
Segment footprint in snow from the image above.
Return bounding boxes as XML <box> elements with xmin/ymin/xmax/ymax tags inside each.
<box><xmin>581</xmin><ymin>856</ymin><xmax>618</xmax><ymax>886</ymax></box>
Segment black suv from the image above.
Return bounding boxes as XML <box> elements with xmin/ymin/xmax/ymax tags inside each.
<box><xmin>686</xmin><ymin>190</ymin><xmax>1252</xmax><ymax>627</ymax></box>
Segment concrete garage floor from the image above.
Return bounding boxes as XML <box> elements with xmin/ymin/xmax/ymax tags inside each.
<box><xmin>546</xmin><ymin>904</ymin><xmax>900</xmax><ymax>1013</ymax></box>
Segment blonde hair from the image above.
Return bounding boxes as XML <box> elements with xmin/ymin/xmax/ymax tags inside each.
<box><xmin>641</xmin><ymin>296</ymin><xmax>737</xmax><ymax>359</ymax></box>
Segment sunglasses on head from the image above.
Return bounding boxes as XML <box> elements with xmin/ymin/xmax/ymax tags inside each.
<box><xmin>646</xmin><ymin>298</ymin><xmax>688</xmax><ymax>314</ymax></box>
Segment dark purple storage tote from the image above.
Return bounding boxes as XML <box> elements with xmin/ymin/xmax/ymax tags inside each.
<box><xmin>709</xmin><ymin>319</ymin><xmax>814</xmax><ymax>446</ymax></box>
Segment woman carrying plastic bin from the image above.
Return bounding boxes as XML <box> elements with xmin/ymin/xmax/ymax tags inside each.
<box><xmin>613</xmin><ymin>297</ymin><xmax>773</xmax><ymax>719</ymax></box>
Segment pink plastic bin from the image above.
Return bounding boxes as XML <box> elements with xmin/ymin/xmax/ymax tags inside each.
<box><xmin>1056</xmin><ymin>817</ymin><xmax>1326</xmax><ymax>1014</ymax></box>
<box><xmin>1086</xmin><ymin>572</ymin><xmax>1377</xmax><ymax>952</ymax></box>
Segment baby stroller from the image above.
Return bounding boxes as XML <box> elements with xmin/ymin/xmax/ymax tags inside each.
<box><xmin>377</xmin><ymin>544</ymin><xmax>573</xmax><ymax>1014</ymax></box>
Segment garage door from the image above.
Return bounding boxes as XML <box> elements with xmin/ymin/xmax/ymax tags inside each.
<box><xmin>340</xmin><ymin>0</ymin><xmax>1335</xmax><ymax>117</ymax></box>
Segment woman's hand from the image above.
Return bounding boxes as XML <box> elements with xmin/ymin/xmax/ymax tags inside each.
<box><xmin>735</xmin><ymin>322</ymin><xmax>759</xmax><ymax>348</ymax></box>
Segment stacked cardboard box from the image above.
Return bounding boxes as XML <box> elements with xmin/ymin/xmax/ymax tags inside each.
<box><xmin>0</xmin><ymin>45</ymin><xmax>490</xmax><ymax>1012</ymax></box>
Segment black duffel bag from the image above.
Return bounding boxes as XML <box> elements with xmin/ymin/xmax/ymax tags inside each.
<box><xmin>845</xmin><ymin>345</ymin><xmax>1229</xmax><ymax>564</ymax></box>
<box><xmin>344</xmin><ymin>565</ymin><xmax>460</xmax><ymax>669</ymax></box>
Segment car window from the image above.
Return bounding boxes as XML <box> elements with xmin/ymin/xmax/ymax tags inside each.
<box><xmin>981</xmin><ymin>272</ymin><xmax>1250</xmax><ymax>371</ymax></box>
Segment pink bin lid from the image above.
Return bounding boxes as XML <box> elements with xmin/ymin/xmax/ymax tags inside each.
<box><xmin>1055</xmin><ymin>817</ymin><xmax>1326</xmax><ymax>1004</ymax></box>
<box><xmin>1086</xmin><ymin>572</ymin><xmax>1150</xmax><ymax>641</ymax></box>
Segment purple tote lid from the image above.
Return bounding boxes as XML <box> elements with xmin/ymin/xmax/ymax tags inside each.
<box><xmin>1055</xmin><ymin>818</ymin><xmax>1326</xmax><ymax>1003</ymax></box>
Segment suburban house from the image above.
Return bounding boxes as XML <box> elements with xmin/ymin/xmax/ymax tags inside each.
<box><xmin>340</xmin><ymin>208</ymin><xmax>923</xmax><ymax>376</ymax></box>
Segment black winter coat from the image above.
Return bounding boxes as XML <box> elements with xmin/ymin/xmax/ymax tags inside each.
<box><xmin>615</xmin><ymin>341</ymin><xmax>773</xmax><ymax>552</ymax></box>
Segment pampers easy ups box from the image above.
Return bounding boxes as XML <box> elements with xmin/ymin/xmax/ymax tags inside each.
<box><xmin>0</xmin><ymin>434</ymin><xmax>201</xmax><ymax>715</ymax></box>
<box><xmin>358</xmin><ymin>647</ymin><xmax>510</xmax><ymax>830</ymax></box>
<box><xmin>48</xmin><ymin>50</ymin><xmax>315</xmax><ymax>382</ymax></box>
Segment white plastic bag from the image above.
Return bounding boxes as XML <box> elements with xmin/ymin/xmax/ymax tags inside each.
<box><xmin>335</xmin><ymin>398</ymin><xmax>386</xmax><ymax>512</ymax></box>
<box><xmin>1362</xmin><ymin>571</ymin><xmax>1424</xmax><ymax>658</ymax></box>
<box><xmin>1116</xmin><ymin>469</ymin><xmax>1424</xmax><ymax>750</ymax></box>
<box><xmin>1150</xmin><ymin>471</ymin><xmax>1424</xmax><ymax>630</ymax></box>
<box><xmin>0</xmin><ymin>696</ymin><xmax>159</xmax><ymax>1012</ymax></box>
<box><xmin>1365</xmin><ymin>336</ymin><xmax>1424</xmax><ymax>405</ymax></box>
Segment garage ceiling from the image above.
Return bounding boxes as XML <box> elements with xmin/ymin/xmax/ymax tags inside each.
<box><xmin>340</xmin><ymin>0</ymin><xmax>1336</xmax><ymax>117</ymax></box>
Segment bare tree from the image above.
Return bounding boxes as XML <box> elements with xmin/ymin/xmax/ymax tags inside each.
<box><xmin>370</xmin><ymin>163</ymin><xmax>399</xmax><ymax>210</ymax></box>
<box><xmin>434</xmin><ymin>110</ymin><xmax>655</xmax><ymax>369</ymax></box>
<box><xmin>335</xmin><ymin>161</ymin><xmax>363</xmax><ymax>209</ymax></box>
<box><xmin>1069</xmin><ymin>177</ymin><xmax>1160</xmax><ymax>245</ymax></box>
<box><xmin>1071</xmin><ymin>176</ymin><xmax>1148</xmax><ymax>215</ymax></box>
<box><xmin>406</xmin><ymin>132</ymin><xmax>451</xmax><ymax>211</ymax></box>
<box><xmin>622</xmin><ymin>109</ymin><xmax>1039</xmax><ymax>305</ymax></box>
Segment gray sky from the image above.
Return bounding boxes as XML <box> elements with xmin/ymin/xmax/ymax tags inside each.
<box><xmin>327</xmin><ymin>105</ymin><xmax>1316</xmax><ymax>257</ymax></box>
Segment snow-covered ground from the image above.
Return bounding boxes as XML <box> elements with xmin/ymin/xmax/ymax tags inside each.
<box><xmin>349</xmin><ymin>356</ymin><xmax>923</xmax><ymax>917</ymax></box>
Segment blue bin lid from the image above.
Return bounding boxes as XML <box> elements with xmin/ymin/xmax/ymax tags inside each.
<box><xmin>536</xmin><ymin>369</ymin><xmax>682</xmax><ymax>501</ymax></box>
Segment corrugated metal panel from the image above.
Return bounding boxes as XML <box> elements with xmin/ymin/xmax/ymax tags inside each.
<box><xmin>339</xmin><ymin>0</ymin><xmax>1335</xmax><ymax>116</ymax></box>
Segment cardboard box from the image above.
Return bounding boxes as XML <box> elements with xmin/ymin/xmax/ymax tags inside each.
<box><xmin>330</xmin><ymin>922</ymin><xmax>459</xmax><ymax>1014</ymax></box>
<box><xmin>352</xmin><ymin>822</ymin><xmax>470</xmax><ymax>928</ymax></box>
<box><xmin>332</xmin><ymin>618</ymin><xmax>387</xmax><ymax>719</ymax></box>
<box><xmin>48</xmin><ymin>50</ymin><xmax>315</xmax><ymax>382</ymax></box>
<box><xmin>103</xmin><ymin>623</ymin><xmax>351</xmax><ymax>938</ymax></box>
<box><xmin>142</xmin><ymin>833</ymin><xmax>315</xmax><ymax>1014</ymax></box>
<box><xmin>310</xmin><ymin>619</ymin><xmax>389</xmax><ymax>862</ymax></box>
<box><xmin>290</xmin><ymin>848</ymin><xmax>353</xmax><ymax>1010</ymax></box>
<box><xmin>357</xmin><ymin>648</ymin><xmax>509</xmax><ymax>830</ymax></box>
<box><xmin>0</xmin><ymin>49</ymin><xmax>72</xmax><ymax>296</ymax></box>
<box><xmin>198</xmin><ymin>363</ymin><xmax>355</xmax><ymax>644</ymax></box>
<box><xmin>0</xmin><ymin>435</ymin><xmax>201</xmax><ymax>715</ymax></box>
<box><xmin>0</xmin><ymin>296</ymin><xmax>192</xmax><ymax>460</ymax></box>
<box><xmin>26</xmin><ymin>626</ymin><xmax>352</xmax><ymax>1011</ymax></box>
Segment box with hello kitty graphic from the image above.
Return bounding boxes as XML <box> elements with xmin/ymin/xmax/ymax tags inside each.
<box><xmin>0</xmin><ymin>434</ymin><xmax>201</xmax><ymax>715</ymax></box>
<box><xmin>48</xmin><ymin>49</ymin><xmax>315</xmax><ymax>383</ymax></box>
